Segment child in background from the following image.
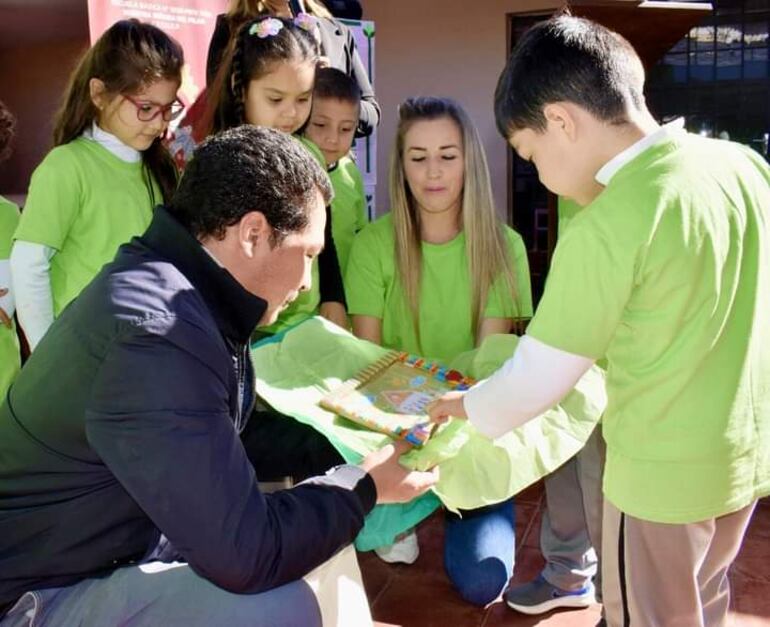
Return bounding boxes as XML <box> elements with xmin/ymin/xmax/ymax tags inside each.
<box><xmin>0</xmin><ymin>100</ymin><xmax>20</xmax><ymax>399</ymax></box>
<box><xmin>346</xmin><ymin>97</ymin><xmax>533</xmax><ymax>606</ymax></box>
<box><xmin>302</xmin><ymin>67</ymin><xmax>367</xmax><ymax>275</ymax></box>
<box><xmin>11</xmin><ymin>20</ymin><xmax>183</xmax><ymax>350</ymax></box>
<box><xmin>205</xmin><ymin>15</ymin><xmax>347</xmax><ymax>331</ymax></box>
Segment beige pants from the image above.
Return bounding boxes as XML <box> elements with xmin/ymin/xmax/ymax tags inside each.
<box><xmin>602</xmin><ymin>499</ymin><xmax>757</xmax><ymax>627</ymax></box>
<box><xmin>304</xmin><ymin>545</ymin><xmax>373</xmax><ymax>627</ymax></box>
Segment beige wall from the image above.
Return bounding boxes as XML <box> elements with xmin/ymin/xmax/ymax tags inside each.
<box><xmin>363</xmin><ymin>0</ymin><xmax>560</xmax><ymax>217</ymax></box>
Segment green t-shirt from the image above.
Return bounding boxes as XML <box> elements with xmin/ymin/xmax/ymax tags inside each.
<box><xmin>258</xmin><ymin>137</ymin><xmax>327</xmax><ymax>334</ymax></box>
<box><xmin>557</xmin><ymin>196</ymin><xmax>582</xmax><ymax>236</ymax></box>
<box><xmin>0</xmin><ymin>196</ymin><xmax>20</xmax><ymax>399</ymax></box>
<box><xmin>346</xmin><ymin>213</ymin><xmax>533</xmax><ymax>363</ymax></box>
<box><xmin>528</xmin><ymin>132</ymin><xmax>770</xmax><ymax>523</ymax></box>
<box><xmin>329</xmin><ymin>155</ymin><xmax>367</xmax><ymax>276</ymax></box>
<box><xmin>14</xmin><ymin>138</ymin><xmax>158</xmax><ymax>315</ymax></box>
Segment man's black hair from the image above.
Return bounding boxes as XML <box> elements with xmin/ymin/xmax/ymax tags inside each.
<box><xmin>313</xmin><ymin>67</ymin><xmax>361</xmax><ymax>106</ymax></box>
<box><xmin>494</xmin><ymin>15</ymin><xmax>646</xmax><ymax>136</ymax></box>
<box><xmin>169</xmin><ymin>125</ymin><xmax>333</xmax><ymax>244</ymax></box>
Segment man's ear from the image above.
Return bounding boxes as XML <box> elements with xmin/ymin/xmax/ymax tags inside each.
<box><xmin>238</xmin><ymin>211</ymin><xmax>271</xmax><ymax>258</ymax></box>
<box><xmin>543</xmin><ymin>102</ymin><xmax>578</xmax><ymax>142</ymax></box>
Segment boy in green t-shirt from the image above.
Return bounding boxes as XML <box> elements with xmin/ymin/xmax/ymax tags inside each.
<box><xmin>302</xmin><ymin>67</ymin><xmax>368</xmax><ymax>277</ymax></box>
<box><xmin>429</xmin><ymin>16</ymin><xmax>770</xmax><ymax>626</ymax></box>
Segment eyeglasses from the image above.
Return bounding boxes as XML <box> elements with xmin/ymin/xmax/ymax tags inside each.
<box><xmin>122</xmin><ymin>94</ymin><xmax>185</xmax><ymax>122</ymax></box>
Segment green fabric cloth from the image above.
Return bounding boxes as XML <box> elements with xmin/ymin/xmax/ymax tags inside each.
<box><xmin>0</xmin><ymin>196</ymin><xmax>20</xmax><ymax>398</ymax></box>
<box><xmin>345</xmin><ymin>213</ymin><xmax>533</xmax><ymax>363</ymax></box>
<box><xmin>258</xmin><ymin>137</ymin><xmax>326</xmax><ymax>334</ymax></box>
<box><xmin>251</xmin><ymin>317</ymin><xmax>606</xmax><ymax>548</ymax></box>
<box><xmin>529</xmin><ymin>132</ymin><xmax>770</xmax><ymax>523</ymax></box>
<box><xmin>328</xmin><ymin>156</ymin><xmax>367</xmax><ymax>275</ymax></box>
<box><xmin>14</xmin><ymin>138</ymin><xmax>157</xmax><ymax>315</ymax></box>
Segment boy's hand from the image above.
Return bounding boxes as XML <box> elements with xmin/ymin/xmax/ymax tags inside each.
<box><xmin>359</xmin><ymin>440</ymin><xmax>438</xmax><ymax>504</ymax></box>
<box><xmin>427</xmin><ymin>391</ymin><xmax>468</xmax><ymax>424</ymax></box>
<box><xmin>319</xmin><ymin>301</ymin><xmax>349</xmax><ymax>330</ymax></box>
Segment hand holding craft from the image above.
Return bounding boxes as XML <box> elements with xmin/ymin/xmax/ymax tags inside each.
<box><xmin>359</xmin><ymin>439</ymin><xmax>439</xmax><ymax>504</ymax></box>
<box><xmin>427</xmin><ymin>391</ymin><xmax>468</xmax><ymax>424</ymax></box>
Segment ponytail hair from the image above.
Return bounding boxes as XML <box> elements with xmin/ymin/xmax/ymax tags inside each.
<box><xmin>205</xmin><ymin>15</ymin><xmax>319</xmax><ymax>135</ymax></box>
<box><xmin>53</xmin><ymin>19</ymin><xmax>184</xmax><ymax>204</ymax></box>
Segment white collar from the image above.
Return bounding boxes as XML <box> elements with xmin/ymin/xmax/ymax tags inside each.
<box><xmin>201</xmin><ymin>243</ymin><xmax>225</xmax><ymax>268</ymax></box>
<box><xmin>595</xmin><ymin>118</ymin><xmax>685</xmax><ymax>186</ymax></box>
<box><xmin>82</xmin><ymin>122</ymin><xmax>141</xmax><ymax>163</ymax></box>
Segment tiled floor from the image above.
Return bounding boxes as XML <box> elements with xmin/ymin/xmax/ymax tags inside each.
<box><xmin>359</xmin><ymin>482</ymin><xmax>770</xmax><ymax>627</ymax></box>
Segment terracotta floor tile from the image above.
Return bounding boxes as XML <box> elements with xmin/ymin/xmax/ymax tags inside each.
<box><xmin>370</xmin><ymin>569</ymin><xmax>487</xmax><ymax>627</ymax></box>
<box><xmin>509</xmin><ymin>545</ymin><xmax>547</xmax><ymax>586</ymax></box>
<box><xmin>516</xmin><ymin>481</ymin><xmax>545</xmax><ymax>506</ymax></box>
<box><xmin>414</xmin><ymin>510</ymin><xmax>446</xmax><ymax>574</ymax></box>
<box><xmin>359</xmin><ymin>549</ymin><xmax>398</xmax><ymax>605</ymax></box>
<box><xmin>729</xmin><ymin>571</ymin><xmax>770</xmax><ymax>620</ymax></box>
<box><xmin>732</xmin><ymin>508</ymin><xmax>770</xmax><ymax>584</ymax></box>
<box><xmin>482</xmin><ymin>601</ymin><xmax>601</xmax><ymax>627</ymax></box>
<box><xmin>515</xmin><ymin>502</ymin><xmax>543</xmax><ymax>551</ymax></box>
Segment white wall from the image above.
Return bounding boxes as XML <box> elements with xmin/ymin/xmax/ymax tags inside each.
<box><xmin>363</xmin><ymin>0</ymin><xmax>561</xmax><ymax>217</ymax></box>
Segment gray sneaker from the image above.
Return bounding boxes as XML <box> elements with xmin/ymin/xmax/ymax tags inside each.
<box><xmin>504</xmin><ymin>575</ymin><xmax>595</xmax><ymax>615</ymax></box>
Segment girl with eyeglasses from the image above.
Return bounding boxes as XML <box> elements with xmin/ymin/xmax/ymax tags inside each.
<box><xmin>11</xmin><ymin>20</ymin><xmax>184</xmax><ymax>350</ymax></box>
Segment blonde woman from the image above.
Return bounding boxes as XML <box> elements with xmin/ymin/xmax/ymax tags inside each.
<box><xmin>345</xmin><ymin>97</ymin><xmax>533</xmax><ymax>605</ymax></box>
<box><xmin>205</xmin><ymin>0</ymin><xmax>379</xmax><ymax>136</ymax></box>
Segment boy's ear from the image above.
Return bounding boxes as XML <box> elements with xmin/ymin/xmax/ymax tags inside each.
<box><xmin>543</xmin><ymin>102</ymin><xmax>578</xmax><ymax>142</ymax></box>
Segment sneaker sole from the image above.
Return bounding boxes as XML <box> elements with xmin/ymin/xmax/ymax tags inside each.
<box><xmin>506</xmin><ymin>594</ymin><xmax>594</xmax><ymax>615</ymax></box>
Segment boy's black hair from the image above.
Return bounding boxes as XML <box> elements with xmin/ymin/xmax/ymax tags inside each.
<box><xmin>494</xmin><ymin>15</ymin><xmax>645</xmax><ymax>136</ymax></box>
<box><xmin>169</xmin><ymin>125</ymin><xmax>333</xmax><ymax>245</ymax></box>
<box><xmin>313</xmin><ymin>67</ymin><xmax>361</xmax><ymax>105</ymax></box>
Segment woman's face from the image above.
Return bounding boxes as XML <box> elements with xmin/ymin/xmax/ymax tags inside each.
<box><xmin>402</xmin><ymin>116</ymin><xmax>465</xmax><ymax>218</ymax></box>
<box><xmin>243</xmin><ymin>60</ymin><xmax>315</xmax><ymax>134</ymax></box>
<box><xmin>94</xmin><ymin>78</ymin><xmax>180</xmax><ymax>151</ymax></box>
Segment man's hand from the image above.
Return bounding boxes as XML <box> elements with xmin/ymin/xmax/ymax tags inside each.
<box><xmin>319</xmin><ymin>301</ymin><xmax>349</xmax><ymax>330</ymax></box>
<box><xmin>359</xmin><ymin>440</ymin><xmax>438</xmax><ymax>504</ymax></box>
<box><xmin>0</xmin><ymin>289</ymin><xmax>11</xmax><ymax>329</ymax></box>
<box><xmin>427</xmin><ymin>391</ymin><xmax>468</xmax><ymax>424</ymax></box>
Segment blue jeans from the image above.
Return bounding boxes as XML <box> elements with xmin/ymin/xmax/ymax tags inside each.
<box><xmin>0</xmin><ymin>562</ymin><xmax>321</xmax><ymax>627</ymax></box>
<box><xmin>444</xmin><ymin>497</ymin><xmax>516</xmax><ymax>606</ymax></box>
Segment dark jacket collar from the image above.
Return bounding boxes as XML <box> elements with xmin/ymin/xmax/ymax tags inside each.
<box><xmin>140</xmin><ymin>206</ymin><xmax>267</xmax><ymax>343</ymax></box>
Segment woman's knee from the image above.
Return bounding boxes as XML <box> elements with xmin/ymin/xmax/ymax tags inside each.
<box><xmin>443</xmin><ymin>498</ymin><xmax>516</xmax><ymax>606</ymax></box>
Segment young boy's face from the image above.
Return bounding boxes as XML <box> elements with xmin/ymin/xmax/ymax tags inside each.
<box><xmin>303</xmin><ymin>97</ymin><xmax>359</xmax><ymax>167</ymax></box>
<box><xmin>508</xmin><ymin>125</ymin><xmax>574</xmax><ymax>197</ymax></box>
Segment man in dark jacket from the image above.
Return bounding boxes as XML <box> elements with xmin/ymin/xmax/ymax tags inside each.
<box><xmin>0</xmin><ymin>126</ymin><xmax>436</xmax><ymax>626</ymax></box>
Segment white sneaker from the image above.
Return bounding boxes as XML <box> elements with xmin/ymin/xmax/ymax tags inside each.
<box><xmin>374</xmin><ymin>529</ymin><xmax>419</xmax><ymax>564</ymax></box>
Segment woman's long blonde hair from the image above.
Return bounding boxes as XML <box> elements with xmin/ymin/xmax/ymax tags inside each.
<box><xmin>389</xmin><ymin>97</ymin><xmax>520</xmax><ymax>344</ymax></box>
<box><xmin>227</xmin><ymin>0</ymin><xmax>332</xmax><ymax>20</ymax></box>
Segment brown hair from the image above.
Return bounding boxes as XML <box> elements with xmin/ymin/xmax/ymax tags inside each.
<box><xmin>53</xmin><ymin>19</ymin><xmax>184</xmax><ymax>205</ymax></box>
<box><xmin>226</xmin><ymin>0</ymin><xmax>332</xmax><ymax>22</ymax></box>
